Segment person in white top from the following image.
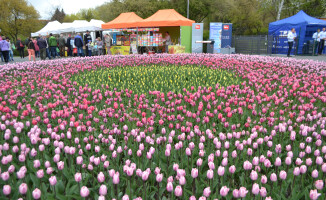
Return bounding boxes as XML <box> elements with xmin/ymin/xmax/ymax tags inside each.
<box><xmin>318</xmin><ymin>27</ymin><xmax>326</xmax><ymax>55</ymax></box>
<box><xmin>287</xmin><ymin>28</ymin><xmax>297</xmax><ymax>57</ymax></box>
<box><xmin>312</xmin><ymin>29</ymin><xmax>320</xmax><ymax>55</ymax></box>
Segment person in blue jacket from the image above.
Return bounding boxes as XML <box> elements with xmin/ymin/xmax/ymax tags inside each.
<box><xmin>74</xmin><ymin>33</ymin><xmax>84</xmax><ymax>57</ymax></box>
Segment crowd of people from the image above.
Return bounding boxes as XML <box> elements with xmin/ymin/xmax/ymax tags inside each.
<box><xmin>312</xmin><ymin>28</ymin><xmax>326</xmax><ymax>55</ymax></box>
<box><xmin>0</xmin><ymin>36</ymin><xmax>15</xmax><ymax>63</ymax></box>
<box><xmin>287</xmin><ymin>27</ymin><xmax>326</xmax><ymax>57</ymax></box>
<box><xmin>0</xmin><ymin>31</ymin><xmax>113</xmax><ymax>63</ymax></box>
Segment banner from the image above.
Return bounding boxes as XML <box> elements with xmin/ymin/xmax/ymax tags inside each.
<box><xmin>169</xmin><ymin>45</ymin><xmax>186</xmax><ymax>54</ymax></box>
<box><xmin>110</xmin><ymin>46</ymin><xmax>130</xmax><ymax>55</ymax></box>
<box><xmin>221</xmin><ymin>23</ymin><xmax>232</xmax><ymax>48</ymax></box>
<box><xmin>209</xmin><ymin>23</ymin><xmax>223</xmax><ymax>53</ymax></box>
<box><xmin>192</xmin><ymin>23</ymin><xmax>204</xmax><ymax>53</ymax></box>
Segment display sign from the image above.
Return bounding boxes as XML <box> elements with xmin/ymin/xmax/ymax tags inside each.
<box><xmin>192</xmin><ymin>23</ymin><xmax>204</xmax><ymax>53</ymax></box>
<box><xmin>169</xmin><ymin>45</ymin><xmax>186</xmax><ymax>54</ymax></box>
<box><xmin>209</xmin><ymin>23</ymin><xmax>223</xmax><ymax>53</ymax></box>
<box><xmin>221</xmin><ymin>23</ymin><xmax>232</xmax><ymax>48</ymax></box>
<box><xmin>110</xmin><ymin>46</ymin><xmax>130</xmax><ymax>55</ymax></box>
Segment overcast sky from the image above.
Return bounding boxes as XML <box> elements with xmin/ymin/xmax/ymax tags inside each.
<box><xmin>27</xmin><ymin>0</ymin><xmax>108</xmax><ymax>19</ymax></box>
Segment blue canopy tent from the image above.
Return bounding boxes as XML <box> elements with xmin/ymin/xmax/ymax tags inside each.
<box><xmin>269</xmin><ymin>10</ymin><xmax>326</xmax><ymax>55</ymax></box>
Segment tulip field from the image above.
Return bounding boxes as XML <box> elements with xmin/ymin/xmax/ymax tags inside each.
<box><xmin>0</xmin><ymin>54</ymin><xmax>326</xmax><ymax>200</ymax></box>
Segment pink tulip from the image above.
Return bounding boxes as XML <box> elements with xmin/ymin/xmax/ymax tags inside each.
<box><xmin>2</xmin><ymin>185</ymin><xmax>11</xmax><ymax>196</ymax></box>
<box><xmin>252</xmin><ymin>183</ymin><xmax>260</xmax><ymax>195</ymax></box>
<box><xmin>207</xmin><ymin>169</ymin><xmax>214</xmax><ymax>179</ymax></box>
<box><xmin>174</xmin><ymin>185</ymin><xmax>183</xmax><ymax>197</ymax></box>
<box><xmin>239</xmin><ymin>187</ymin><xmax>248</xmax><ymax>198</ymax></box>
<box><xmin>260</xmin><ymin>187</ymin><xmax>267</xmax><ymax>197</ymax></box>
<box><xmin>203</xmin><ymin>187</ymin><xmax>211</xmax><ymax>197</ymax></box>
<box><xmin>250</xmin><ymin>170</ymin><xmax>258</xmax><ymax>181</ymax></box>
<box><xmin>97</xmin><ymin>172</ymin><xmax>105</xmax><ymax>183</ymax></box>
<box><xmin>99</xmin><ymin>184</ymin><xmax>107</xmax><ymax>196</ymax></box>
<box><xmin>315</xmin><ymin>180</ymin><xmax>324</xmax><ymax>190</ymax></box>
<box><xmin>232</xmin><ymin>189</ymin><xmax>239</xmax><ymax>198</ymax></box>
<box><xmin>19</xmin><ymin>183</ymin><xmax>28</xmax><ymax>194</ymax></box>
<box><xmin>75</xmin><ymin>173</ymin><xmax>82</xmax><ymax>182</ymax></box>
<box><xmin>217</xmin><ymin>166</ymin><xmax>225</xmax><ymax>176</ymax></box>
<box><xmin>220</xmin><ymin>186</ymin><xmax>230</xmax><ymax>197</ymax></box>
<box><xmin>309</xmin><ymin>189</ymin><xmax>321</xmax><ymax>200</ymax></box>
<box><xmin>191</xmin><ymin>168</ymin><xmax>198</xmax><ymax>178</ymax></box>
<box><xmin>32</xmin><ymin>188</ymin><xmax>41</xmax><ymax>199</ymax></box>
<box><xmin>166</xmin><ymin>182</ymin><xmax>173</xmax><ymax>192</ymax></box>
<box><xmin>113</xmin><ymin>172</ymin><xmax>120</xmax><ymax>184</ymax></box>
<box><xmin>270</xmin><ymin>173</ymin><xmax>277</xmax><ymax>182</ymax></box>
<box><xmin>122</xmin><ymin>195</ymin><xmax>129</xmax><ymax>200</ymax></box>
<box><xmin>279</xmin><ymin>170</ymin><xmax>287</xmax><ymax>180</ymax></box>
<box><xmin>156</xmin><ymin>173</ymin><xmax>163</xmax><ymax>182</ymax></box>
<box><xmin>80</xmin><ymin>186</ymin><xmax>89</xmax><ymax>197</ymax></box>
<box><xmin>142</xmin><ymin>171</ymin><xmax>149</xmax><ymax>181</ymax></box>
<box><xmin>49</xmin><ymin>176</ymin><xmax>57</xmax><ymax>186</ymax></box>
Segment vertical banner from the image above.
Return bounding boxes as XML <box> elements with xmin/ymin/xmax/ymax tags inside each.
<box><xmin>209</xmin><ymin>22</ymin><xmax>223</xmax><ymax>53</ymax></box>
<box><xmin>192</xmin><ymin>23</ymin><xmax>204</xmax><ymax>53</ymax></box>
<box><xmin>181</xmin><ymin>26</ymin><xmax>192</xmax><ymax>53</ymax></box>
<box><xmin>221</xmin><ymin>23</ymin><xmax>232</xmax><ymax>48</ymax></box>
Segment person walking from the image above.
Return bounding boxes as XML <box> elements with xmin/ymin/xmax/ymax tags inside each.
<box><xmin>97</xmin><ymin>37</ymin><xmax>103</xmax><ymax>56</ymax></box>
<box><xmin>66</xmin><ymin>34</ymin><xmax>72</xmax><ymax>56</ymax></box>
<box><xmin>58</xmin><ymin>34</ymin><xmax>66</xmax><ymax>57</ymax></box>
<box><xmin>27</xmin><ymin>37</ymin><xmax>36</xmax><ymax>61</ymax></box>
<box><xmin>287</xmin><ymin>28</ymin><xmax>296</xmax><ymax>57</ymax></box>
<box><xmin>74</xmin><ymin>33</ymin><xmax>84</xmax><ymax>57</ymax></box>
<box><xmin>312</xmin><ymin>29</ymin><xmax>321</xmax><ymax>56</ymax></box>
<box><xmin>37</xmin><ymin>36</ymin><xmax>47</xmax><ymax>60</ymax></box>
<box><xmin>84</xmin><ymin>31</ymin><xmax>92</xmax><ymax>56</ymax></box>
<box><xmin>0</xmin><ymin>36</ymin><xmax>3</xmax><ymax>62</ymax></box>
<box><xmin>48</xmin><ymin>33</ymin><xmax>57</xmax><ymax>59</ymax></box>
<box><xmin>0</xmin><ymin>36</ymin><xmax>10</xmax><ymax>63</ymax></box>
<box><xmin>87</xmin><ymin>41</ymin><xmax>93</xmax><ymax>57</ymax></box>
<box><xmin>8</xmin><ymin>38</ymin><xmax>14</xmax><ymax>62</ymax></box>
<box><xmin>318</xmin><ymin>27</ymin><xmax>326</xmax><ymax>55</ymax></box>
<box><xmin>45</xmin><ymin>35</ymin><xmax>51</xmax><ymax>60</ymax></box>
<box><xmin>16</xmin><ymin>38</ymin><xmax>25</xmax><ymax>59</ymax></box>
<box><xmin>33</xmin><ymin>38</ymin><xmax>40</xmax><ymax>58</ymax></box>
<box><xmin>104</xmin><ymin>34</ymin><xmax>112</xmax><ymax>55</ymax></box>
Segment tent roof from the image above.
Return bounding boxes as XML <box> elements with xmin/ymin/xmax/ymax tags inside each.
<box><xmin>135</xmin><ymin>9</ymin><xmax>195</xmax><ymax>27</ymax></box>
<box><xmin>31</xmin><ymin>21</ymin><xmax>62</xmax><ymax>36</ymax></box>
<box><xmin>101</xmin><ymin>12</ymin><xmax>143</xmax><ymax>29</ymax></box>
<box><xmin>270</xmin><ymin>10</ymin><xmax>326</xmax><ymax>26</ymax></box>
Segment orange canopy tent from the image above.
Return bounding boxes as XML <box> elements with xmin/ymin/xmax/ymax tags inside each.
<box><xmin>134</xmin><ymin>9</ymin><xmax>195</xmax><ymax>27</ymax></box>
<box><xmin>101</xmin><ymin>12</ymin><xmax>143</xmax><ymax>29</ymax></box>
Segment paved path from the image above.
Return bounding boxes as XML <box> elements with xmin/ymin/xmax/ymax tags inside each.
<box><xmin>269</xmin><ymin>54</ymin><xmax>326</xmax><ymax>62</ymax></box>
<box><xmin>1</xmin><ymin>54</ymin><xmax>326</xmax><ymax>66</ymax></box>
<box><xmin>0</xmin><ymin>56</ymin><xmax>70</xmax><ymax>65</ymax></box>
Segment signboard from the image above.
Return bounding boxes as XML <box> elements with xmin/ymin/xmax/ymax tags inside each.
<box><xmin>169</xmin><ymin>45</ymin><xmax>186</xmax><ymax>54</ymax></box>
<box><xmin>209</xmin><ymin>22</ymin><xmax>223</xmax><ymax>53</ymax></box>
<box><xmin>110</xmin><ymin>46</ymin><xmax>130</xmax><ymax>55</ymax></box>
<box><xmin>192</xmin><ymin>23</ymin><xmax>204</xmax><ymax>53</ymax></box>
<box><xmin>221</xmin><ymin>23</ymin><xmax>232</xmax><ymax>48</ymax></box>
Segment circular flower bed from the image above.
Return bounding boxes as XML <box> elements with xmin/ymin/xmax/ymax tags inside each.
<box><xmin>0</xmin><ymin>54</ymin><xmax>326</xmax><ymax>200</ymax></box>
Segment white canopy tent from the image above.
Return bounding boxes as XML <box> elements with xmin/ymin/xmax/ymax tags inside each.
<box><xmin>31</xmin><ymin>21</ymin><xmax>62</xmax><ymax>37</ymax></box>
<box><xmin>74</xmin><ymin>19</ymin><xmax>104</xmax><ymax>32</ymax></box>
<box><xmin>57</xmin><ymin>23</ymin><xmax>72</xmax><ymax>34</ymax></box>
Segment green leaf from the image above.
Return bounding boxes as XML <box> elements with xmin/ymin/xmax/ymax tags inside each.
<box><xmin>56</xmin><ymin>180</ymin><xmax>65</xmax><ymax>195</ymax></box>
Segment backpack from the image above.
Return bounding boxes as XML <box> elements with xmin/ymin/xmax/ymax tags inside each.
<box><xmin>28</xmin><ymin>41</ymin><xmax>35</xmax><ymax>50</ymax></box>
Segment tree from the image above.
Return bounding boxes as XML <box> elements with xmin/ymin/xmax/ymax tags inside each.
<box><xmin>78</xmin><ymin>8</ymin><xmax>99</xmax><ymax>21</ymax></box>
<box><xmin>229</xmin><ymin>0</ymin><xmax>265</xmax><ymax>34</ymax></box>
<box><xmin>300</xmin><ymin>0</ymin><xmax>326</xmax><ymax>17</ymax></box>
<box><xmin>51</xmin><ymin>7</ymin><xmax>66</xmax><ymax>23</ymax></box>
<box><xmin>63</xmin><ymin>14</ymin><xmax>81</xmax><ymax>23</ymax></box>
<box><xmin>0</xmin><ymin>0</ymin><xmax>40</xmax><ymax>41</ymax></box>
